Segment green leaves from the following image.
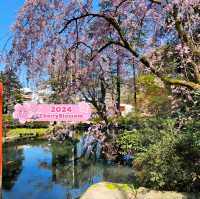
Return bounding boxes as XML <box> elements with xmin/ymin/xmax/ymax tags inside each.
<box><xmin>0</xmin><ymin>69</ymin><xmax>23</xmax><ymax>114</ymax></box>
<box><xmin>116</xmin><ymin>116</ymin><xmax>200</xmax><ymax>192</ymax></box>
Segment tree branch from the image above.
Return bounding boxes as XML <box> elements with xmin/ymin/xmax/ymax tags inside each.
<box><xmin>90</xmin><ymin>40</ymin><xmax>124</xmax><ymax>61</ymax></box>
<box><xmin>150</xmin><ymin>0</ymin><xmax>161</xmax><ymax>4</ymax></box>
<box><xmin>59</xmin><ymin>10</ymin><xmax>200</xmax><ymax>90</ymax></box>
<box><xmin>162</xmin><ymin>77</ymin><xmax>200</xmax><ymax>90</ymax></box>
<box><xmin>173</xmin><ymin>5</ymin><xmax>200</xmax><ymax>83</ymax></box>
<box><xmin>115</xmin><ymin>0</ymin><xmax>130</xmax><ymax>13</ymax></box>
<box><xmin>90</xmin><ymin>34</ymin><xmax>200</xmax><ymax>90</ymax></box>
<box><xmin>60</xmin><ymin>13</ymin><xmax>118</xmax><ymax>34</ymax></box>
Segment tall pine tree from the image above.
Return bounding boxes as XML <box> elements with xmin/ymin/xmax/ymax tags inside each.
<box><xmin>0</xmin><ymin>68</ymin><xmax>23</xmax><ymax>114</ymax></box>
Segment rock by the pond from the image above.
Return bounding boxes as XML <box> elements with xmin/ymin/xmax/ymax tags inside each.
<box><xmin>81</xmin><ymin>182</ymin><xmax>136</xmax><ymax>199</ymax></box>
<box><xmin>80</xmin><ymin>182</ymin><xmax>199</xmax><ymax>199</ymax></box>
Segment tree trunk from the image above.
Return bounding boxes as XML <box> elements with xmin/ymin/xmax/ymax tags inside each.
<box><xmin>132</xmin><ymin>63</ymin><xmax>137</xmax><ymax>109</ymax></box>
<box><xmin>116</xmin><ymin>59</ymin><xmax>121</xmax><ymax>116</ymax></box>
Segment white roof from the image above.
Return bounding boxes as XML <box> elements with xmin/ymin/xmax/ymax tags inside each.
<box><xmin>21</xmin><ymin>87</ymin><xmax>32</xmax><ymax>93</ymax></box>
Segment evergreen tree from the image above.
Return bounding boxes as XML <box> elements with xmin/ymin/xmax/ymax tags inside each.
<box><xmin>0</xmin><ymin>68</ymin><xmax>23</xmax><ymax>114</ymax></box>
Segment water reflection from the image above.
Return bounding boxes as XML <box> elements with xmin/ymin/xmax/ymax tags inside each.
<box><xmin>3</xmin><ymin>140</ymin><xmax>135</xmax><ymax>199</ymax></box>
<box><xmin>3</xmin><ymin>144</ymin><xmax>24</xmax><ymax>190</ymax></box>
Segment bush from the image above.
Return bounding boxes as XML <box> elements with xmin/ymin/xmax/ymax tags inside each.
<box><xmin>116</xmin><ymin>112</ymin><xmax>175</xmax><ymax>130</ymax></box>
<box><xmin>23</xmin><ymin>121</ymin><xmax>49</xmax><ymax>128</ymax></box>
<box><xmin>3</xmin><ymin>114</ymin><xmax>16</xmax><ymax>129</ymax></box>
<box><xmin>116</xmin><ymin>118</ymin><xmax>176</xmax><ymax>155</ymax></box>
<box><xmin>116</xmin><ymin>117</ymin><xmax>200</xmax><ymax>192</ymax></box>
<box><xmin>3</xmin><ymin>114</ymin><xmax>49</xmax><ymax>129</ymax></box>
<box><xmin>116</xmin><ymin>128</ymin><xmax>158</xmax><ymax>155</ymax></box>
<box><xmin>73</xmin><ymin>122</ymin><xmax>90</xmax><ymax>132</ymax></box>
<box><xmin>134</xmin><ymin>130</ymin><xmax>200</xmax><ymax>192</ymax></box>
<box><xmin>134</xmin><ymin>132</ymin><xmax>182</xmax><ymax>191</ymax></box>
<box><xmin>116</xmin><ymin>112</ymin><xmax>145</xmax><ymax>130</ymax></box>
<box><xmin>91</xmin><ymin>115</ymin><xmax>103</xmax><ymax>124</ymax></box>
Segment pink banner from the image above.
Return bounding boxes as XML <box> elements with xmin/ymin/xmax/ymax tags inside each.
<box><xmin>13</xmin><ymin>102</ymin><xmax>91</xmax><ymax>123</ymax></box>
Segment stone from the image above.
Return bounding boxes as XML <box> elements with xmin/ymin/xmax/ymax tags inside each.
<box><xmin>136</xmin><ymin>187</ymin><xmax>198</xmax><ymax>199</ymax></box>
<box><xmin>80</xmin><ymin>182</ymin><xmax>136</xmax><ymax>199</ymax></box>
<box><xmin>80</xmin><ymin>182</ymin><xmax>199</xmax><ymax>199</ymax></box>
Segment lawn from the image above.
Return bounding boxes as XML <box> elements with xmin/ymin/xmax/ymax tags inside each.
<box><xmin>4</xmin><ymin>128</ymin><xmax>48</xmax><ymax>138</ymax></box>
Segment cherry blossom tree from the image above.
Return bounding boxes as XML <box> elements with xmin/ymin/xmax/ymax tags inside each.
<box><xmin>7</xmin><ymin>0</ymin><xmax>200</xmax><ymax>93</ymax></box>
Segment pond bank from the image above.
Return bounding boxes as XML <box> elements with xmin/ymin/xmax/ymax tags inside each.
<box><xmin>81</xmin><ymin>182</ymin><xmax>200</xmax><ymax>199</ymax></box>
<box><xmin>3</xmin><ymin>128</ymin><xmax>48</xmax><ymax>143</ymax></box>
<box><xmin>3</xmin><ymin>134</ymin><xmax>47</xmax><ymax>143</ymax></box>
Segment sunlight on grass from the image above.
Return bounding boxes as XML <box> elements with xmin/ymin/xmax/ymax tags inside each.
<box><xmin>5</xmin><ymin>128</ymin><xmax>48</xmax><ymax>138</ymax></box>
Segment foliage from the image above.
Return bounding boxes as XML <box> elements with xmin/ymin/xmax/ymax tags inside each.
<box><xmin>47</xmin><ymin>68</ymin><xmax>75</xmax><ymax>103</ymax></box>
<box><xmin>117</xmin><ymin>117</ymin><xmax>200</xmax><ymax>192</ymax></box>
<box><xmin>3</xmin><ymin>114</ymin><xmax>15</xmax><ymax>129</ymax></box>
<box><xmin>90</xmin><ymin>115</ymin><xmax>103</xmax><ymax>124</ymax></box>
<box><xmin>116</xmin><ymin>112</ymin><xmax>174</xmax><ymax>130</ymax></box>
<box><xmin>116</xmin><ymin>130</ymin><xmax>152</xmax><ymax>154</ymax></box>
<box><xmin>134</xmin><ymin>129</ymin><xmax>200</xmax><ymax>192</ymax></box>
<box><xmin>23</xmin><ymin>121</ymin><xmax>49</xmax><ymax>128</ymax></box>
<box><xmin>73</xmin><ymin>122</ymin><xmax>90</xmax><ymax>132</ymax></box>
<box><xmin>0</xmin><ymin>69</ymin><xmax>23</xmax><ymax>114</ymax></box>
<box><xmin>8</xmin><ymin>0</ymin><xmax>200</xmax><ymax>93</ymax></box>
<box><xmin>116</xmin><ymin>112</ymin><xmax>141</xmax><ymax>130</ymax></box>
<box><xmin>172</xmin><ymin>89</ymin><xmax>200</xmax><ymax>122</ymax></box>
<box><xmin>116</xmin><ymin>117</ymin><xmax>176</xmax><ymax>154</ymax></box>
<box><xmin>3</xmin><ymin>114</ymin><xmax>49</xmax><ymax>129</ymax></box>
<box><xmin>136</xmin><ymin>74</ymin><xmax>171</xmax><ymax>116</ymax></box>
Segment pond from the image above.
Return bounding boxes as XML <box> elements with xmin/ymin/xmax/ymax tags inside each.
<box><xmin>2</xmin><ymin>140</ymin><xmax>135</xmax><ymax>199</ymax></box>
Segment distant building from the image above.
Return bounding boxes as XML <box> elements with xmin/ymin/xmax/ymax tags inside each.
<box><xmin>120</xmin><ymin>104</ymin><xmax>133</xmax><ymax>116</ymax></box>
<box><xmin>21</xmin><ymin>88</ymin><xmax>32</xmax><ymax>103</ymax></box>
<box><xmin>21</xmin><ymin>87</ymin><xmax>53</xmax><ymax>103</ymax></box>
<box><xmin>105</xmin><ymin>93</ymin><xmax>133</xmax><ymax>116</ymax></box>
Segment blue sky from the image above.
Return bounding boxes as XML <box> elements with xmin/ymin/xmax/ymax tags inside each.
<box><xmin>0</xmin><ymin>1</ymin><xmax>27</xmax><ymax>86</ymax></box>
<box><xmin>0</xmin><ymin>0</ymin><xmax>99</xmax><ymax>50</ymax></box>
<box><xmin>0</xmin><ymin>1</ymin><xmax>24</xmax><ymax>52</ymax></box>
<box><xmin>0</xmin><ymin>1</ymin><xmax>99</xmax><ymax>87</ymax></box>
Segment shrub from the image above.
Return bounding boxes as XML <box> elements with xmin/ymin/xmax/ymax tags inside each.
<box><xmin>3</xmin><ymin>114</ymin><xmax>16</xmax><ymax>129</ymax></box>
<box><xmin>134</xmin><ymin>130</ymin><xmax>200</xmax><ymax>192</ymax></box>
<box><xmin>73</xmin><ymin>122</ymin><xmax>90</xmax><ymax>132</ymax></box>
<box><xmin>3</xmin><ymin>114</ymin><xmax>49</xmax><ymax>129</ymax></box>
<box><xmin>116</xmin><ymin>112</ymin><xmax>143</xmax><ymax>130</ymax></box>
<box><xmin>116</xmin><ymin>128</ymin><xmax>157</xmax><ymax>155</ymax></box>
<box><xmin>134</xmin><ymin>131</ymin><xmax>182</xmax><ymax>191</ymax></box>
<box><xmin>24</xmin><ymin>121</ymin><xmax>49</xmax><ymax>128</ymax></box>
<box><xmin>91</xmin><ymin>115</ymin><xmax>103</xmax><ymax>124</ymax></box>
<box><xmin>116</xmin><ymin>118</ymin><xmax>176</xmax><ymax>155</ymax></box>
<box><xmin>117</xmin><ymin>117</ymin><xmax>200</xmax><ymax>192</ymax></box>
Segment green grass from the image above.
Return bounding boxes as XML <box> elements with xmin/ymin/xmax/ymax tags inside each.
<box><xmin>4</xmin><ymin>128</ymin><xmax>48</xmax><ymax>138</ymax></box>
